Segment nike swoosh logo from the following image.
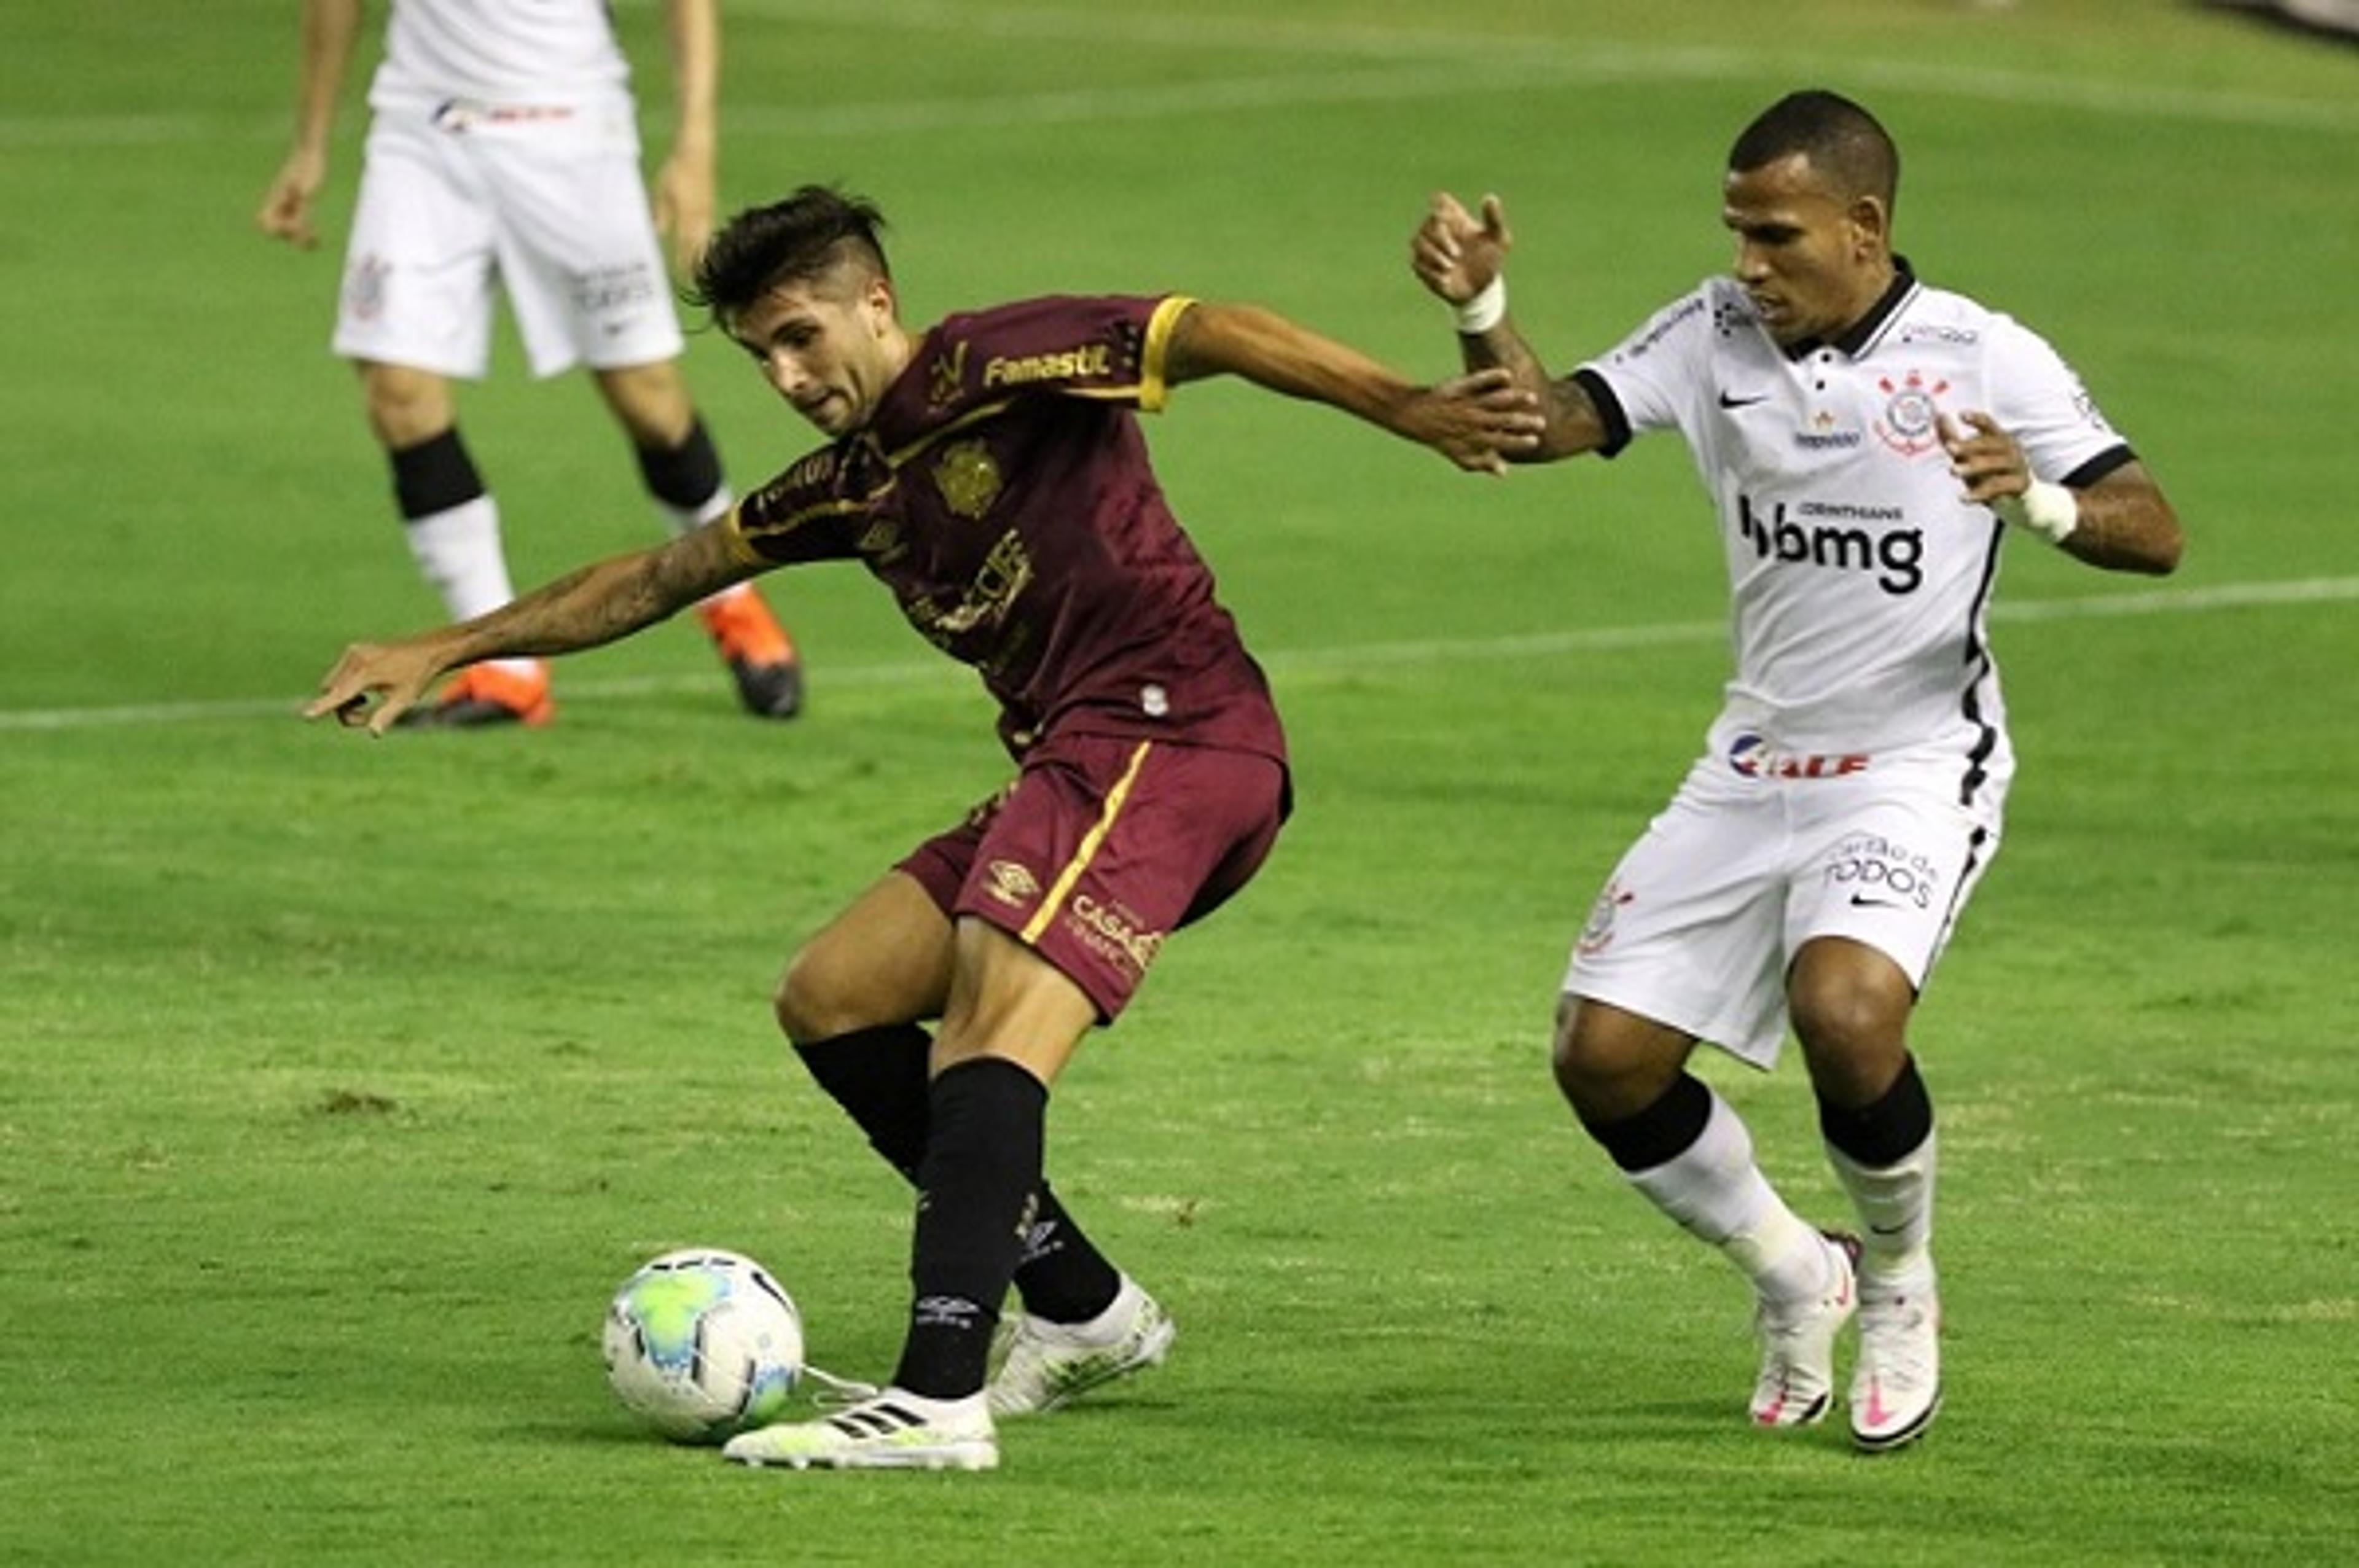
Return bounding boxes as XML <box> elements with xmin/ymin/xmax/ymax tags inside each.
<box><xmin>1718</xmin><ymin>390</ymin><xmax>1769</xmax><ymax>409</ymax></box>
<box><xmin>1849</xmin><ymin>894</ymin><xmax>1903</xmax><ymax>909</ymax></box>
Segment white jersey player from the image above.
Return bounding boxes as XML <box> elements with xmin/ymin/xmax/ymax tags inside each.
<box><xmin>257</xmin><ymin>0</ymin><xmax>804</xmax><ymax>727</ymax></box>
<box><xmin>1412</xmin><ymin>90</ymin><xmax>2183</xmax><ymax>1453</ymax></box>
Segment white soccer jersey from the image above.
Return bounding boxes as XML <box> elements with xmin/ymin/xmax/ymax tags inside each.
<box><xmin>1577</xmin><ymin>267</ymin><xmax>2132</xmax><ymax>773</ymax></box>
<box><xmin>370</xmin><ymin>0</ymin><xmax>632</xmax><ymax>111</ymax></box>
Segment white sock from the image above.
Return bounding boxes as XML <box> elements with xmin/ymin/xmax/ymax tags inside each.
<box><xmin>655</xmin><ymin>482</ymin><xmax>732</xmax><ymax>537</ymax></box>
<box><xmin>1627</xmin><ymin>1091</ymin><xmax>1831</xmax><ymax>1305</ymax></box>
<box><xmin>1826</xmin><ymin>1131</ymin><xmax>1938</xmax><ymax>1287</ymax></box>
<box><xmin>402</xmin><ymin>496</ymin><xmax>538</xmax><ymax>681</ymax></box>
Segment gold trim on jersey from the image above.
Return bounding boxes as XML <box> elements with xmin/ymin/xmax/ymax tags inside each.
<box><xmin>726</xmin><ymin>486</ymin><xmax>893</xmax><ymax>556</ymax></box>
<box><xmin>1020</xmin><ymin>740</ymin><xmax>1153</xmax><ymax>945</ymax></box>
<box><xmin>1137</xmin><ymin>294</ymin><xmax>1194</xmax><ymax>414</ymax></box>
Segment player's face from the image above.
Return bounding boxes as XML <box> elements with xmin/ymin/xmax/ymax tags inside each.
<box><xmin>730</xmin><ymin>268</ymin><xmax>904</xmax><ymax>436</ymax></box>
<box><xmin>1722</xmin><ymin>152</ymin><xmax>1890</xmax><ymax>348</ymax></box>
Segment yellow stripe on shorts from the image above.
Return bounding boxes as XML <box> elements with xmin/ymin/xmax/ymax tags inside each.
<box><xmin>1021</xmin><ymin>741</ymin><xmax>1153</xmax><ymax>945</ymax></box>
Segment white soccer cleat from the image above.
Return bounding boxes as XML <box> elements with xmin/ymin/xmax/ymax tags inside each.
<box><xmin>1749</xmin><ymin>1231</ymin><xmax>1860</xmax><ymax>1429</ymax></box>
<box><xmin>1850</xmin><ymin>1265</ymin><xmax>1942</xmax><ymax>1453</ymax></box>
<box><xmin>988</xmin><ymin>1276</ymin><xmax>1176</xmax><ymax>1418</ymax></box>
<box><xmin>721</xmin><ymin>1389</ymin><xmax>997</xmax><ymax>1472</ymax></box>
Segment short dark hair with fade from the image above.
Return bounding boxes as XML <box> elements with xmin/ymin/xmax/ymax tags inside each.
<box><xmin>689</xmin><ymin>184</ymin><xmax>893</xmax><ymax>329</ymax></box>
<box><xmin>1729</xmin><ymin>90</ymin><xmax>1899</xmax><ymax>213</ymax></box>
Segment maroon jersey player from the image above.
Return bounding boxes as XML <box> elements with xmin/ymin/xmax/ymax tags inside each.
<box><xmin>308</xmin><ymin>184</ymin><xmax>1541</xmax><ymax>1472</ymax></box>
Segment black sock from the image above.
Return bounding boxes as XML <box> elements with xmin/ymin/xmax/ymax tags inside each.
<box><xmin>1817</xmin><ymin>1053</ymin><xmax>1935</xmax><ymax>1168</ymax></box>
<box><xmin>389</xmin><ymin>427</ymin><xmax>485</xmax><ymax>520</ymax></box>
<box><xmin>633</xmin><ymin>416</ymin><xmax>725</xmax><ymax>512</ymax></box>
<box><xmin>794</xmin><ymin>1027</ymin><xmax>1121</xmax><ymax>1322</ymax></box>
<box><xmin>794</xmin><ymin>1025</ymin><xmax>931</xmax><ymax>1180</ymax></box>
<box><xmin>893</xmin><ymin>1057</ymin><xmax>1046</xmax><ymax>1400</ymax></box>
<box><xmin>1579</xmin><ymin>1072</ymin><xmax>1715</xmax><ymax>1173</ymax></box>
<box><xmin>1011</xmin><ymin>1182</ymin><xmax>1123</xmax><ymax>1325</ymax></box>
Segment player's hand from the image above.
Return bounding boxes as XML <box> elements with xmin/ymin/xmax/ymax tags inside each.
<box><xmin>1410</xmin><ymin>192</ymin><xmax>1511</xmax><ymax>306</ymax></box>
<box><xmin>652</xmin><ymin>150</ymin><xmax>717</xmax><ymax>276</ymax></box>
<box><xmin>1409</xmin><ymin>367</ymin><xmax>1544</xmax><ymax>475</ymax></box>
<box><xmin>1939</xmin><ymin>410</ymin><xmax>2032</xmax><ymax>507</ymax></box>
<box><xmin>302</xmin><ymin>639</ymin><xmax>447</xmax><ymax>736</ymax></box>
<box><xmin>256</xmin><ymin>149</ymin><xmax>328</xmax><ymax>249</ymax></box>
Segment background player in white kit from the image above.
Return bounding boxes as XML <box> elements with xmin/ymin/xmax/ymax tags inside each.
<box><xmin>1410</xmin><ymin>90</ymin><xmax>2183</xmax><ymax>1451</ymax></box>
<box><xmin>257</xmin><ymin>0</ymin><xmax>802</xmax><ymax>727</ymax></box>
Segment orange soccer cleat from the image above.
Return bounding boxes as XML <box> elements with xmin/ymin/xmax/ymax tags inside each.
<box><xmin>698</xmin><ymin>586</ymin><xmax>804</xmax><ymax>720</ymax></box>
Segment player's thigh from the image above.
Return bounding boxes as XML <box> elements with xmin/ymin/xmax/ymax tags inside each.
<box><xmin>950</xmin><ymin>736</ymin><xmax>1286</xmax><ymax>1026</ymax></box>
<box><xmin>1564</xmin><ymin>766</ymin><xmax>1792</xmax><ymax>1067</ymax></box>
<box><xmin>334</xmin><ymin>117</ymin><xmax>499</xmax><ymax>378</ymax></box>
<box><xmin>934</xmin><ymin>918</ymin><xmax>1100</xmax><ymax>1086</ymax></box>
<box><xmin>774</xmin><ymin>871</ymin><xmax>955</xmax><ymax>1044</ymax></box>
<box><xmin>481</xmin><ymin>119</ymin><xmax>682</xmax><ymax>378</ymax></box>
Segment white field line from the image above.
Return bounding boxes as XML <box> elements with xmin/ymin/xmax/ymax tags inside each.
<box><xmin>7</xmin><ymin>5</ymin><xmax>2356</xmax><ymax>149</ymax></box>
<box><xmin>2</xmin><ymin>575</ymin><xmax>2352</xmax><ymax>734</ymax></box>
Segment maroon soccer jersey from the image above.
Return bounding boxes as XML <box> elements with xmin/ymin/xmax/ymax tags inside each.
<box><xmin>727</xmin><ymin>294</ymin><xmax>1286</xmax><ymax>765</ymax></box>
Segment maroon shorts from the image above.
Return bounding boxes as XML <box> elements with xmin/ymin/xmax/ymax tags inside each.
<box><xmin>897</xmin><ymin>732</ymin><xmax>1289</xmax><ymax>1021</ymax></box>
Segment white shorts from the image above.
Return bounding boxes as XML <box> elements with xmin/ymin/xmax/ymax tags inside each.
<box><xmin>332</xmin><ymin>96</ymin><xmax>684</xmax><ymax>380</ymax></box>
<box><xmin>1563</xmin><ymin>729</ymin><xmax>2006</xmax><ymax>1069</ymax></box>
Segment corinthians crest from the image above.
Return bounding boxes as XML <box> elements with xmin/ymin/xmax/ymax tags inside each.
<box><xmin>933</xmin><ymin>438</ymin><xmax>1004</xmax><ymax>520</ymax></box>
<box><xmin>1873</xmin><ymin>369</ymin><xmax>1949</xmax><ymax>457</ymax></box>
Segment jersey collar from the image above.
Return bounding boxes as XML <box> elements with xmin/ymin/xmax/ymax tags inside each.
<box><xmin>1782</xmin><ymin>256</ymin><xmax>1917</xmax><ymax>361</ymax></box>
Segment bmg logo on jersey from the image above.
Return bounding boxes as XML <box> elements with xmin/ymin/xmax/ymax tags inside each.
<box><xmin>1823</xmin><ymin>832</ymin><xmax>1944</xmax><ymax>911</ymax></box>
<box><xmin>1736</xmin><ymin>495</ymin><xmax>1923</xmax><ymax>595</ymax></box>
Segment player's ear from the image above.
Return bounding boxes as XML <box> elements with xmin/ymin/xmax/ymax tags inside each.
<box><xmin>862</xmin><ymin>275</ymin><xmax>898</xmax><ymax>335</ymax></box>
<box><xmin>1848</xmin><ymin>194</ymin><xmax>1890</xmax><ymax>260</ymax></box>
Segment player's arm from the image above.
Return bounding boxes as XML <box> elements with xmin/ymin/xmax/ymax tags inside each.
<box><xmin>1159</xmin><ymin>300</ymin><xmax>1543</xmax><ymax>475</ymax></box>
<box><xmin>257</xmin><ymin>0</ymin><xmax>364</xmax><ymax>249</ymax></box>
<box><xmin>1407</xmin><ymin>191</ymin><xmax>1610</xmax><ymax>462</ymax></box>
<box><xmin>306</xmin><ymin>521</ymin><xmax>757</xmax><ymax>736</ymax></box>
<box><xmin>1942</xmin><ymin>412</ymin><xmax>2185</xmax><ymax>575</ymax></box>
<box><xmin>652</xmin><ymin>0</ymin><xmax>721</xmax><ymax>271</ymax></box>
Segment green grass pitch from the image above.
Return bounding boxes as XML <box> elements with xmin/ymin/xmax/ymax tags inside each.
<box><xmin>2</xmin><ymin>1</ymin><xmax>2355</xmax><ymax>1562</ymax></box>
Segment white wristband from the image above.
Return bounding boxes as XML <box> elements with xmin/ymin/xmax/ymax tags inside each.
<box><xmin>1453</xmin><ymin>276</ymin><xmax>1506</xmax><ymax>334</ymax></box>
<box><xmin>1995</xmin><ymin>478</ymin><xmax>2078</xmax><ymax>545</ymax></box>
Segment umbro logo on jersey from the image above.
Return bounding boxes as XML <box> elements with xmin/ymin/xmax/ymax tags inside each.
<box><xmin>1717</xmin><ymin>389</ymin><xmax>1770</xmax><ymax>410</ymax></box>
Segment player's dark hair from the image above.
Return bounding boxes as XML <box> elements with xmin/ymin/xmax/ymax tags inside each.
<box><xmin>689</xmin><ymin>184</ymin><xmax>893</xmax><ymax>327</ymax></box>
<box><xmin>1729</xmin><ymin>90</ymin><xmax>1899</xmax><ymax>214</ymax></box>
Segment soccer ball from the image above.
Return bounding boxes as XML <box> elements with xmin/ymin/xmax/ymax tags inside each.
<box><xmin>601</xmin><ymin>1247</ymin><xmax>805</xmax><ymax>1443</ymax></box>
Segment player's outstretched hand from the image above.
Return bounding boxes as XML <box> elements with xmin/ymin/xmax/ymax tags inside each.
<box><xmin>303</xmin><ymin>638</ymin><xmax>448</xmax><ymax>737</ymax></box>
<box><xmin>1938</xmin><ymin>410</ymin><xmax>2031</xmax><ymax>507</ymax></box>
<box><xmin>1412</xmin><ymin>367</ymin><xmax>1544</xmax><ymax>475</ymax></box>
<box><xmin>1411</xmin><ymin>192</ymin><xmax>1512</xmax><ymax>306</ymax></box>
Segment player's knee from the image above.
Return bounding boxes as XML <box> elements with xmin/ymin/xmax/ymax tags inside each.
<box><xmin>357</xmin><ymin>364</ymin><xmax>451</xmax><ymax>450</ymax></box>
<box><xmin>1789</xmin><ymin>972</ymin><xmax>1903</xmax><ymax>1060</ymax></box>
<box><xmin>773</xmin><ymin>944</ymin><xmax>855</xmax><ymax>1045</ymax></box>
<box><xmin>1552</xmin><ymin>996</ymin><xmax>1688</xmax><ymax>1125</ymax></box>
<box><xmin>1791</xmin><ymin>988</ymin><xmax>1909</xmax><ymax>1105</ymax></box>
<box><xmin>1549</xmin><ymin>1000</ymin><xmax>1622</xmax><ymax>1114</ymax></box>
